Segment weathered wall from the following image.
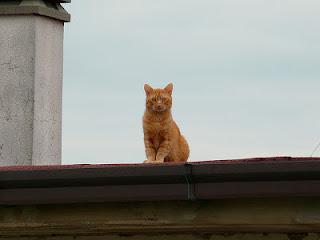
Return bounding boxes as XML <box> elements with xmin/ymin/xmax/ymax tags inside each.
<box><xmin>0</xmin><ymin>233</ymin><xmax>319</xmax><ymax>240</ymax></box>
<box><xmin>1</xmin><ymin>199</ymin><xmax>320</xmax><ymax>239</ymax></box>
<box><xmin>0</xmin><ymin>15</ymin><xmax>63</xmax><ymax>165</ymax></box>
<box><xmin>32</xmin><ymin>16</ymin><xmax>63</xmax><ymax>165</ymax></box>
<box><xmin>0</xmin><ymin>15</ymin><xmax>35</xmax><ymax>165</ymax></box>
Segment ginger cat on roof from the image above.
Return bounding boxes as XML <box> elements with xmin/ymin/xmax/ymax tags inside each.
<box><xmin>143</xmin><ymin>83</ymin><xmax>189</xmax><ymax>163</ymax></box>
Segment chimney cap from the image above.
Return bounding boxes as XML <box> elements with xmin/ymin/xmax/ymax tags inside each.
<box><xmin>0</xmin><ymin>0</ymin><xmax>71</xmax><ymax>22</ymax></box>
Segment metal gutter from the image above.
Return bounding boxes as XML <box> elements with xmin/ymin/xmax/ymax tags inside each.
<box><xmin>1</xmin><ymin>157</ymin><xmax>320</xmax><ymax>205</ymax></box>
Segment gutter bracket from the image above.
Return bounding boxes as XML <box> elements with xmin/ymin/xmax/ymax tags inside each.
<box><xmin>184</xmin><ymin>163</ymin><xmax>196</xmax><ymax>201</ymax></box>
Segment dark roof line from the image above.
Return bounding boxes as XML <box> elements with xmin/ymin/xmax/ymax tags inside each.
<box><xmin>1</xmin><ymin>157</ymin><xmax>320</xmax><ymax>205</ymax></box>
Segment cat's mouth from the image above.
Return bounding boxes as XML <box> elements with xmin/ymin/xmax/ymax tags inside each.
<box><xmin>152</xmin><ymin>106</ymin><xmax>167</xmax><ymax>112</ymax></box>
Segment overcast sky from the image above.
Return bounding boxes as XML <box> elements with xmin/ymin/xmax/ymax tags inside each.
<box><xmin>62</xmin><ymin>0</ymin><xmax>320</xmax><ymax>164</ymax></box>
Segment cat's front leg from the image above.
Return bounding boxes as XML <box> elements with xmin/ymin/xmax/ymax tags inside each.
<box><xmin>144</xmin><ymin>136</ymin><xmax>156</xmax><ymax>163</ymax></box>
<box><xmin>156</xmin><ymin>138</ymin><xmax>171</xmax><ymax>163</ymax></box>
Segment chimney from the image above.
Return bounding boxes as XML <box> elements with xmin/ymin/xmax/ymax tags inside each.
<box><xmin>0</xmin><ymin>0</ymin><xmax>70</xmax><ymax>165</ymax></box>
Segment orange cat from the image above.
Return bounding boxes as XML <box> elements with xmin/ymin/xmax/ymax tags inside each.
<box><xmin>143</xmin><ymin>83</ymin><xmax>189</xmax><ymax>163</ymax></box>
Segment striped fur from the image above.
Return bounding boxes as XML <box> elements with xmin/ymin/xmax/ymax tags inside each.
<box><xmin>143</xmin><ymin>83</ymin><xmax>189</xmax><ymax>163</ymax></box>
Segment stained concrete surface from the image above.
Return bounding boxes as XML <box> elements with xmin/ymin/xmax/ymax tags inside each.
<box><xmin>0</xmin><ymin>233</ymin><xmax>320</xmax><ymax>240</ymax></box>
<box><xmin>0</xmin><ymin>15</ymin><xmax>63</xmax><ymax>165</ymax></box>
<box><xmin>1</xmin><ymin>199</ymin><xmax>320</xmax><ymax>238</ymax></box>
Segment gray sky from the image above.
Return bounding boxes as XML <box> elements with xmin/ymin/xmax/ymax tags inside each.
<box><xmin>62</xmin><ymin>0</ymin><xmax>320</xmax><ymax>164</ymax></box>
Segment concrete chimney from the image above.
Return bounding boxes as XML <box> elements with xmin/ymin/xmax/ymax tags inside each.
<box><xmin>0</xmin><ymin>0</ymin><xmax>70</xmax><ymax>165</ymax></box>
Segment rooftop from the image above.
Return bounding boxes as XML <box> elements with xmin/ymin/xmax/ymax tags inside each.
<box><xmin>1</xmin><ymin>157</ymin><xmax>320</xmax><ymax>205</ymax></box>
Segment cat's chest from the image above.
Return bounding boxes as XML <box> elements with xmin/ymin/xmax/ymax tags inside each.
<box><xmin>144</xmin><ymin>121</ymin><xmax>170</xmax><ymax>148</ymax></box>
<box><xmin>150</xmin><ymin>128</ymin><xmax>166</xmax><ymax>148</ymax></box>
<box><xmin>146</xmin><ymin>122</ymin><xmax>168</xmax><ymax>138</ymax></box>
<box><xmin>151</xmin><ymin>121</ymin><xmax>164</xmax><ymax>130</ymax></box>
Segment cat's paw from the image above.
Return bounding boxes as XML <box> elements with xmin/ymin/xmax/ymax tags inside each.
<box><xmin>155</xmin><ymin>157</ymin><xmax>165</xmax><ymax>163</ymax></box>
<box><xmin>153</xmin><ymin>160</ymin><xmax>164</xmax><ymax>164</ymax></box>
<box><xmin>143</xmin><ymin>159</ymin><xmax>164</xmax><ymax>164</ymax></box>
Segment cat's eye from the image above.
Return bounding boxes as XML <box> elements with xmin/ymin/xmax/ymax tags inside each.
<box><xmin>161</xmin><ymin>97</ymin><xmax>167</xmax><ymax>103</ymax></box>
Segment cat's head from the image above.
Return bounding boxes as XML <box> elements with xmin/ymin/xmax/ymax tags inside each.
<box><xmin>144</xmin><ymin>83</ymin><xmax>173</xmax><ymax>113</ymax></box>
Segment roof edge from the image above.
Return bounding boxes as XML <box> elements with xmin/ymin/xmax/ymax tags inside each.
<box><xmin>1</xmin><ymin>157</ymin><xmax>320</xmax><ymax>205</ymax></box>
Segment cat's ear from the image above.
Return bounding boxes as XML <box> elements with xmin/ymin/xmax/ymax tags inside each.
<box><xmin>164</xmin><ymin>83</ymin><xmax>173</xmax><ymax>95</ymax></box>
<box><xmin>144</xmin><ymin>84</ymin><xmax>154</xmax><ymax>96</ymax></box>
